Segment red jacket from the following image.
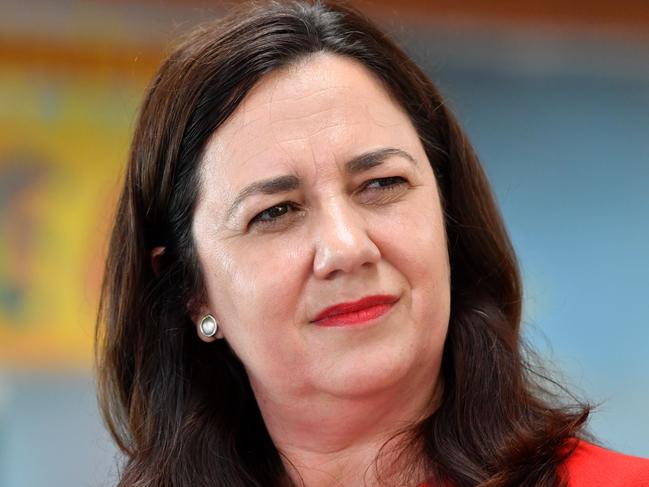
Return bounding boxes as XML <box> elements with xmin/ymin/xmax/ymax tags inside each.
<box><xmin>561</xmin><ymin>440</ymin><xmax>649</xmax><ymax>486</ymax></box>
<box><xmin>417</xmin><ymin>440</ymin><xmax>649</xmax><ymax>486</ymax></box>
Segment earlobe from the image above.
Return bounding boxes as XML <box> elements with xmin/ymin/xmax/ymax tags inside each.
<box><xmin>195</xmin><ymin>312</ymin><xmax>225</xmax><ymax>342</ymax></box>
<box><xmin>199</xmin><ymin>314</ymin><xmax>218</xmax><ymax>338</ymax></box>
<box><xmin>187</xmin><ymin>295</ymin><xmax>225</xmax><ymax>342</ymax></box>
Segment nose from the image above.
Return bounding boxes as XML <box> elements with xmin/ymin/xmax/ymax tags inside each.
<box><xmin>312</xmin><ymin>199</ymin><xmax>381</xmax><ymax>279</ymax></box>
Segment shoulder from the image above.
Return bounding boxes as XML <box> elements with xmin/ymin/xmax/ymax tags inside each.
<box><xmin>562</xmin><ymin>439</ymin><xmax>649</xmax><ymax>487</ymax></box>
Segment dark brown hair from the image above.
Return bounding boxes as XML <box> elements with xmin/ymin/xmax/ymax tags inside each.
<box><xmin>96</xmin><ymin>1</ymin><xmax>590</xmax><ymax>486</ymax></box>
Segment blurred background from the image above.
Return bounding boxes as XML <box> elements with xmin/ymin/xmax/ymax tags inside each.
<box><xmin>1</xmin><ymin>1</ymin><xmax>647</xmax><ymax>486</ymax></box>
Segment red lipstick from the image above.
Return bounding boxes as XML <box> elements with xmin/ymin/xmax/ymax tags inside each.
<box><xmin>311</xmin><ymin>295</ymin><xmax>398</xmax><ymax>327</ymax></box>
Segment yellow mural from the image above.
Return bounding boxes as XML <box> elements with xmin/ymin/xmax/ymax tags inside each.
<box><xmin>0</xmin><ymin>53</ymin><xmax>152</xmax><ymax>369</ymax></box>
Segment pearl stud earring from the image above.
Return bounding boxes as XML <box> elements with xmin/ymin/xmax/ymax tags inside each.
<box><xmin>199</xmin><ymin>314</ymin><xmax>218</xmax><ymax>338</ymax></box>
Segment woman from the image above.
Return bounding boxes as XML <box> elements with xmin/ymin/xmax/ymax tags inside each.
<box><xmin>96</xmin><ymin>1</ymin><xmax>649</xmax><ymax>486</ymax></box>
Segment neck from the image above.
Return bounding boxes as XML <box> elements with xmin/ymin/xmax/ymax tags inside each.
<box><xmin>251</xmin><ymin>374</ymin><xmax>440</xmax><ymax>487</ymax></box>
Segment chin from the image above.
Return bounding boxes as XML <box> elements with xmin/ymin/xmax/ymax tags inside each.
<box><xmin>315</xmin><ymin>346</ymin><xmax>426</xmax><ymax>399</ymax></box>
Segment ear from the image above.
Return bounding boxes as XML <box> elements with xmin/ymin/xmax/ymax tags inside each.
<box><xmin>188</xmin><ymin>298</ymin><xmax>225</xmax><ymax>342</ymax></box>
<box><xmin>150</xmin><ymin>246</ymin><xmax>166</xmax><ymax>276</ymax></box>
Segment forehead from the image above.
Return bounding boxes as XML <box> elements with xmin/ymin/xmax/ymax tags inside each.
<box><xmin>199</xmin><ymin>53</ymin><xmax>420</xmax><ymax>193</ymax></box>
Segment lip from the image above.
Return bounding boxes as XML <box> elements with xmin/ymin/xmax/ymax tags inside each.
<box><xmin>311</xmin><ymin>294</ymin><xmax>399</xmax><ymax>327</ymax></box>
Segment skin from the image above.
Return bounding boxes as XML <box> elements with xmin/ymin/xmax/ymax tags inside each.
<box><xmin>191</xmin><ymin>53</ymin><xmax>451</xmax><ymax>486</ymax></box>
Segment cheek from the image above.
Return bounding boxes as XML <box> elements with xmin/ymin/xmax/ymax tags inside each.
<box><xmin>413</xmin><ymin>202</ymin><xmax>450</xmax><ymax>298</ymax></box>
<box><xmin>205</xmin><ymin>237</ymin><xmax>310</xmax><ymax>338</ymax></box>
<box><xmin>374</xmin><ymin>192</ymin><xmax>450</xmax><ymax>320</ymax></box>
<box><xmin>204</xmin><ymin>238</ymin><xmax>316</xmax><ymax>387</ymax></box>
<box><xmin>383</xmin><ymin>194</ymin><xmax>448</xmax><ymax>276</ymax></box>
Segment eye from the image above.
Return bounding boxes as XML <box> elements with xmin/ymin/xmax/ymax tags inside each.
<box><xmin>356</xmin><ymin>176</ymin><xmax>409</xmax><ymax>205</ymax></box>
<box><xmin>362</xmin><ymin>176</ymin><xmax>408</xmax><ymax>191</ymax></box>
<box><xmin>249</xmin><ymin>201</ymin><xmax>300</xmax><ymax>228</ymax></box>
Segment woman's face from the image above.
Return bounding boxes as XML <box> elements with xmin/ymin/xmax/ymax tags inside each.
<box><xmin>192</xmin><ymin>54</ymin><xmax>450</xmax><ymax>402</ymax></box>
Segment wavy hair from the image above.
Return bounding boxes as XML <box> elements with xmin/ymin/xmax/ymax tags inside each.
<box><xmin>96</xmin><ymin>1</ymin><xmax>590</xmax><ymax>486</ymax></box>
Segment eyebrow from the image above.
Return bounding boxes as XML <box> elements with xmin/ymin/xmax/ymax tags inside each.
<box><xmin>345</xmin><ymin>147</ymin><xmax>415</xmax><ymax>174</ymax></box>
<box><xmin>226</xmin><ymin>147</ymin><xmax>416</xmax><ymax>220</ymax></box>
<box><xmin>227</xmin><ymin>175</ymin><xmax>300</xmax><ymax>220</ymax></box>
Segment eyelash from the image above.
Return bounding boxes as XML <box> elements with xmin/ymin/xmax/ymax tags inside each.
<box><xmin>361</xmin><ymin>176</ymin><xmax>408</xmax><ymax>191</ymax></box>
<box><xmin>249</xmin><ymin>176</ymin><xmax>408</xmax><ymax>228</ymax></box>
<box><xmin>249</xmin><ymin>201</ymin><xmax>301</xmax><ymax>226</ymax></box>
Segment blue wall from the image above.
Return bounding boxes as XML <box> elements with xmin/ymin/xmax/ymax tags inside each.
<box><xmin>0</xmin><ymin>373</ymin><xmax>117</xmax><ymax>487</ymax></box>
<box><xmin>434</xmin><ymin>66</ymin><xmax>649</xmax><ymax>455</ymax></box>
